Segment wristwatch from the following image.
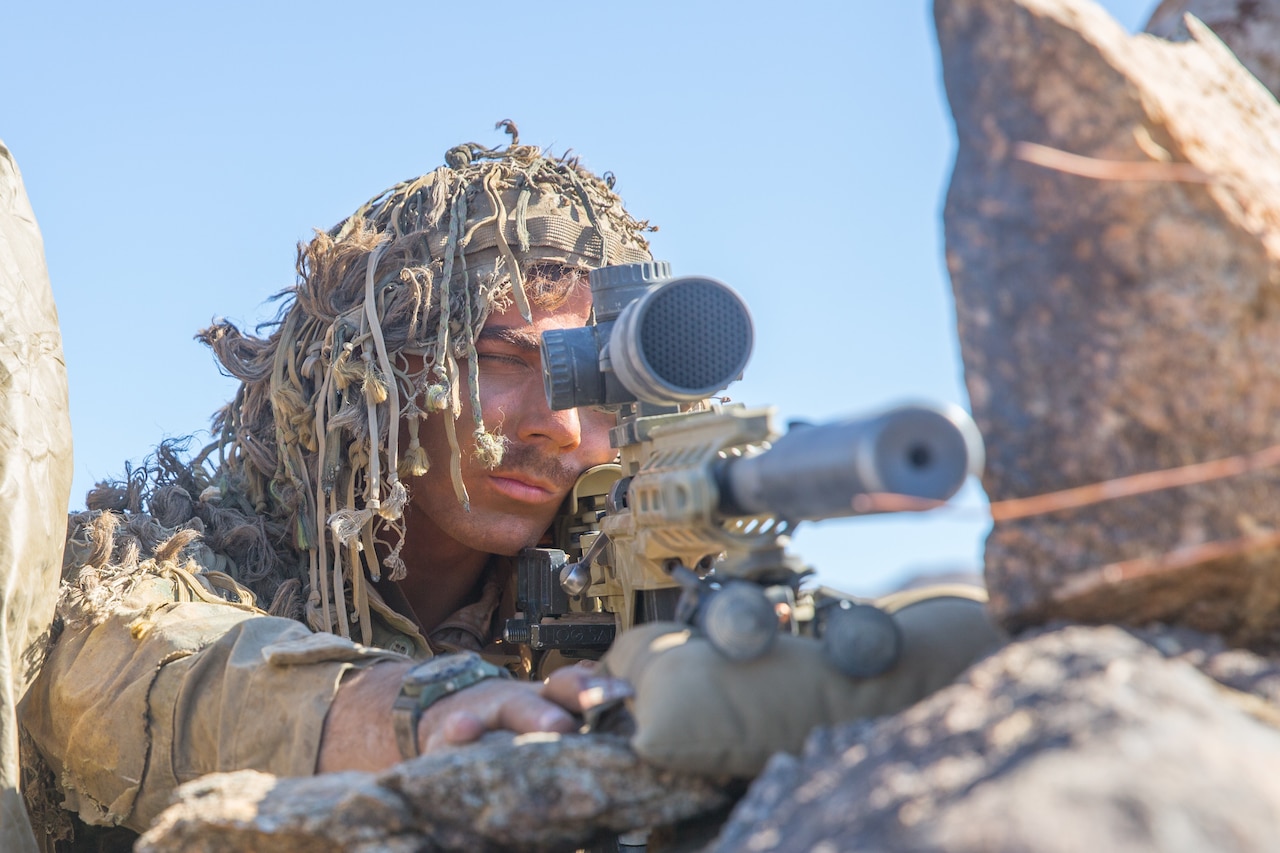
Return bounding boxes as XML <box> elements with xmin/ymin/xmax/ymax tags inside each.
<box><xmin>392</xmin><ymin>651</ymin><xmax>511</xmax><ymax>759</ymax></box>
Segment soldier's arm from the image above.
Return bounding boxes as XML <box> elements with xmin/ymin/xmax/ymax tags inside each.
<box><xmin>24</xmin><ymin>573</ymin><xmax>631</xmax><ymax>832</ymax></box>
<box><xmin>22</xmin><ymin>577</ymin><xmax>394</xmax><ymax>832</ymax></box>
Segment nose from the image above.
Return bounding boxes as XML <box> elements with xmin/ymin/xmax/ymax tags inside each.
<box><xmin>515</xmin><ymin>393</ymin><xmax>584</xmax><ymax>452</ymax></box>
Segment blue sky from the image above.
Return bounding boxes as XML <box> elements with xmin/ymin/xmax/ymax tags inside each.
<box><xmin>3</xmin><ymin>0</ymin><xmax>1157</xmax><ymax>594</ymax></box>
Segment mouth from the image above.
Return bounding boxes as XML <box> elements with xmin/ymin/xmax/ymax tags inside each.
<box><xmin>487</xmin><ymin>472</ymin><xmax>560</xmax><ymax>503</ymax></box>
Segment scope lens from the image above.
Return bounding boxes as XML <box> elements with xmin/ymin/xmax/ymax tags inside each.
<box><xmin>613</xmin><ymin>276</ymin><xmax>753</xmax><ymax>403</ymax></box>
<box><xmin>639</xmin><ymin>281</ymin><xmax>752</xmax><ymax>395</ymax></box>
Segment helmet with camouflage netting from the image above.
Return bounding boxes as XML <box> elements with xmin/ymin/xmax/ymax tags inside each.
<box><xmin>75</xmin><ymin>122</ymin><xmax>654</xmax><ymax>641</ymax></box>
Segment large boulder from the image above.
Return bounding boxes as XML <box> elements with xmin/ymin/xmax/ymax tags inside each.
<box><xmin>938</xmin><ymin>0</ymin><xmax>1280</xmax><ymax>645</ymax></box>
<box><xmin>0</xmin><ymin>143</ymin><xmax>74</xmax><ymax>853</ymax></box>
<box><xmin>1146</xmin><ymin>0</ymin><xmax>1280</xmax><ymax>97</ymax></box>
<box><xmin>709</xmin><ymin>625</ymin><xmax>1280</xmax><ymax>851</ymax></box>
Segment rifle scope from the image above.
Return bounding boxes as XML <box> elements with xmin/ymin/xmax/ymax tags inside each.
<box><xmin>716</xmin><ymin>404</ymin><xmax>985</xmax><ymax>521</ymax></box>
<box><xmin>540</xmin><ymin>262</ymin><xmax>754</xmax><ymax>408</ymax></box>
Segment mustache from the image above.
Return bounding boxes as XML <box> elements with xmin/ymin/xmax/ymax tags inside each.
<box><xmin>490</xmin><ymin>441</ymin><xmax>581</xmax><ymax>490</ymax></box>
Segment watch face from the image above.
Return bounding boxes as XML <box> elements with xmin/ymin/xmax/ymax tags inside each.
<box><xmin>406</xmin><ymin>653</ymin><xmax>481</xmax><ymax>688</ymax></box>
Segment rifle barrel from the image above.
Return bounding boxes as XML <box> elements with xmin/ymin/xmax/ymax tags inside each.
<box><xmin>716</xmin><ymin>404</ymin><xmax>984</xmax><ymax>522</ymax></box>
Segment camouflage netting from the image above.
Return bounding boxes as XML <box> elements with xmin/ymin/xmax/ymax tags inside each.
<box><xmin>65</xmin><ymin>122</ymin><xmax>654</xmax><ymax>644</ymax></box>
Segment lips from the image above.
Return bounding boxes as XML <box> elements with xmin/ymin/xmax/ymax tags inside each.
<box><xmin>486</xmin><ymin>472</ymin><xmax>558</xmax><ymax>503</ymax></box>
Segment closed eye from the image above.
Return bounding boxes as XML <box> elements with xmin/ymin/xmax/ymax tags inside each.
<box><xmin>477</xmin><ymin>352</ymin><xmax>525</xmax><ymax>364</ymax></box>
<box><xmin>476</xmin><ymin>351</ymin><xmax>531</xmax><ymax>371</ymax></box>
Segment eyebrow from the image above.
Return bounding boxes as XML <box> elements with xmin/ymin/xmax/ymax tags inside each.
<box><xmin>477</xmin><ymin>325</ymin><xmax>542</xmax><ymax>350</ymax></box>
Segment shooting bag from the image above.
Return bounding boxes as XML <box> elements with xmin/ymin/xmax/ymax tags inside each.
<box><xmin>600</xmin><ymin>584</ymin><xmax>1003</xmax><ymax>777</ymax></box>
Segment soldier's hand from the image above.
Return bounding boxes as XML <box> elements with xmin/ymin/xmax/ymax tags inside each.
<box><xmin>419</xmin><ymin>660</ymin><xmax>630</xmax><ymax>752</ymax></box>
<box><xmin>318</xmin><ymin>659</ymin><xmax>631</xmax><ymax>772</ymax></box>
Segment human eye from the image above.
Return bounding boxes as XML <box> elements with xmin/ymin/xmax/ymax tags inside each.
<box><xmin>475</xmin><ymin>347</ymin><xmax>531</xmax><ymax>372</ymax></box>
<box><xmin>477</xmin><ymin>350</ymin><xmax>521</xmax><ymax>364</ymax></box>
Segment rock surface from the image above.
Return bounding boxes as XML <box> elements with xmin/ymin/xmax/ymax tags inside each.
<box><xmin>136</xmin><ymin>734</ymin><xmax>730</xmax><ymax>853</ymax></box>
<box><xmin>1146</xmin><ymin>0</ymin><xmax>1280</xmax><ymax>97</ymax></box>
<box><xmin>938</xmin><ymin>0</ymin><xmax>1280</xmax><ymax>644</ymax></box>
<box><xmin>709</xmin><ymin>625</ymin><xmax>1280</xmax><ymax>852</ymax></box>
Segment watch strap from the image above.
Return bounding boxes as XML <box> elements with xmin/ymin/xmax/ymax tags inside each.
<box><xmin>391</xmin><ymin>652</ymin><xmax>511</xmax><ymax>759</ymax></box>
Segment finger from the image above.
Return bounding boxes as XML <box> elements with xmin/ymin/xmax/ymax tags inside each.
<box><xmin>542</xmin><ymin>667</ymin><xmax>633</xmax><ymax>713</ymax></box>
<box><xmin>496</xmin><ymin>692</ymin><xmax>578</xmax><ymax>735</ymax></box>
<box><xmin>421</xmin><ymin>710</ymin><xmax>487</xmax><ymax>752</ymax></box>
<box><xmin>417</xmin><ymin>680</ymin><xmax>534</xmax><ymax>750</ymax></box>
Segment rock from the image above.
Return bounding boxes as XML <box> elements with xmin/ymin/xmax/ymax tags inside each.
<box><xmin>1146</xmin><ymin>0</ymin><xmax>1280</xmax><ymax>98</ymax></box>
<box><xmin>382</xmin><ymin>732</ymin><xmax>729</xmax><ymax>849</ymax></box>
<box><xmin>136</xmin><ymin>770</ymin><xmax>418</xmax><ymax>853</ymax></box>
<box><xmin>708</xmin><ymin>625</ymin><xmax>1280</xmax><ymax>851</ymax></box>
<box><xmin>0</xmin><ymin>141</ymin><xmax>76</xmax><ymax>853</ymax></box>
<box><xmin>937</xmin><ymin>0</ymin><xmax>1280</xmax><ymax>645</ymax></box>
<box><xmin>1129</xmin><ymin>623</ymin><xmax>1280</xmax><ymax>709</ymax></box>
<box><xmin>135</xmin><ymin>733</ymin><xmax>729</xmax><ymax>853</ymax></box>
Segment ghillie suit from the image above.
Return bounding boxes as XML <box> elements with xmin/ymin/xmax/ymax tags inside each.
<box><xmin>61</xmin><ymin>122</ymin><xmax>654</xmax><ymax>647</ymax></box>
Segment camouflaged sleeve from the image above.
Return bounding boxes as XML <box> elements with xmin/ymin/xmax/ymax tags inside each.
<box><xmin>21</xmin><ymin>577</ymin><xmax>401</xmax><ymax>832</ymax></box>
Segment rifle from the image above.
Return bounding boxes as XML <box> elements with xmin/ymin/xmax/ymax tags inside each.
<box><xmin>504</xmin><ymin>262</ymin><xmax>984</xmax><ymax>679</ymax></box>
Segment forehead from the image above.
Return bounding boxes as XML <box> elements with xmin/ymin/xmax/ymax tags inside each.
<box><xmin>483</xmin><ymin>285</ymin><xmax>594</xmax><ymax>332</ymax></box>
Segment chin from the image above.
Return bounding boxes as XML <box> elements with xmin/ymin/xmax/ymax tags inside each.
<box><xmin>471</xmin><ymin>518</ymin><xmax>550</xmax><ymax>557</ymax></box>
<box><xmin>484</xmin><ymin>539</ymin><xmax>549</xmax><ymax>560</ymax></box>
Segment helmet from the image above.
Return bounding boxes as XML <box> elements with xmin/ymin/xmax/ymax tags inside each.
<box><xmin>199</xmin><ymin>122</ymin><xmax>654</xmax><ymax>636</ymax></box>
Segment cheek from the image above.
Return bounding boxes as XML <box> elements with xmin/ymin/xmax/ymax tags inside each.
<box><xmin>579</xmin><ymin>410</ymin><xmax>617</xmax><ymax>461</ymax></box>
<box><xmin>472</xmin><ymin>373</ymin><xmax>527</xmax><ymax>428</ymax></box>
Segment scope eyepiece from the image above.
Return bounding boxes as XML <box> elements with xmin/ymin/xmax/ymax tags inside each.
<box><xmin>541</xmin><ymin>325</ymin><xmax>608</xmax><ymax>411</ymax></box>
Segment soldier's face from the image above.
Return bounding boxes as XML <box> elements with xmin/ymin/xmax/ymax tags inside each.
<box><xmin>405</xmin><ymin>286</ymin><xmax>616</xmax><ymax>559</ymax></box>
